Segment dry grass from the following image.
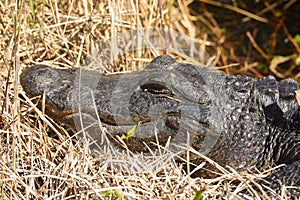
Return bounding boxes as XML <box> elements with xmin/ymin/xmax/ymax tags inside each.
<box><xmin>0</xmin><ymin>0</ymin><xmax>298</xmax><ymax>199</ymax></box>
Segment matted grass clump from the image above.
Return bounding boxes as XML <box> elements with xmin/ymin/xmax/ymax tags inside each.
<box><xmin>0</xmin><ymin>0</ymin><xmax>298</xmax><ymax>199</ymax></box>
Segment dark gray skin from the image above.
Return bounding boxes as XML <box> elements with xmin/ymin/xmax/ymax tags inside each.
<box><xmin>20</xmin><ymin>55</ymin><xmax>300</xmax><ymax>197</ymax></box>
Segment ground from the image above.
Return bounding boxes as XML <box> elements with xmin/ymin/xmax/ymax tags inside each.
<box><xmin>0</xmin><ymin>0</ymin><xmax>299</xmax><ymax>199</ymax></box>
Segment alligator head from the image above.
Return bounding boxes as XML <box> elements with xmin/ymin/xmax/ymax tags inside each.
<box><xmin>21</xmin><ymin>55</ymin><xmax>229</xmax><ymax>154</ymax></box>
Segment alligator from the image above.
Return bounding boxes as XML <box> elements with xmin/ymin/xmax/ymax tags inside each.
<box><xmin>20</xmin><ymin>55</ymin><xmax>300</xmax><ymax>197</ymax></box>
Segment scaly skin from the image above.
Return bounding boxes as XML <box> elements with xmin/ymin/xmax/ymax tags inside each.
<box><xmin>20</xmin><ymin>55</ymin><xmax>300</xmax><ymax>197</ymax></box>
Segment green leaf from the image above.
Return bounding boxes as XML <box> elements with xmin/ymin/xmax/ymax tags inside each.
<box><xmin>192</xmin><ymin>190</ymin><xmax>204</xmax><ymax>200</ymax></box>
<box><xmin>30</xmin><ymin>0</ymin><xmax>35</xmax><ymax>15</ymax></box>
<box><xmin>101</xmin><ymin>189</ymin><xmax>122</xmax><ymax>200</ymax></box>
<box><xmin>295</xmin><ymin>55</ymin><xmax>300</xmax><ymax>65</ymax></box>
<box><xmin>294</xmin><ymin>34</ymin><xmax>300</xmax><ymax>44</ymax></box>
<box><xmin>121</xmin><ymin>122</ymin><xmax>141</xmax><ymax>139</ymax></box>
<box><xmin>274</xmin><ymin>11</ymin><xmax>282</xmax><ymax>17</ymax></box>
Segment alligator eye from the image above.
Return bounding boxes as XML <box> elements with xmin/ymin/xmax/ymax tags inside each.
<box><xmin>141</xmin><ymin>83</ymin><xmax>173</xmax><ymax>96</ymax></box>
